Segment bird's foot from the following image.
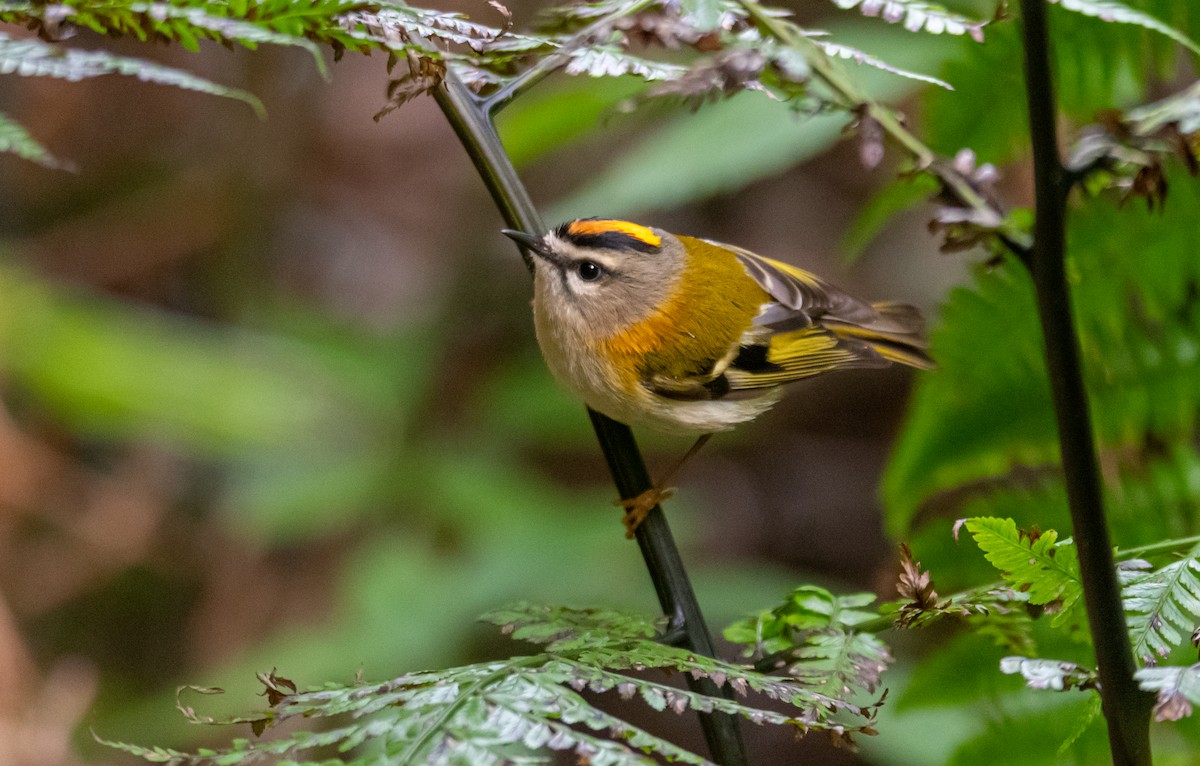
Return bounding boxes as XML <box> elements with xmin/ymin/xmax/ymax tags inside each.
<box><xmin>616</xmin><ymin>486</ymin><xmax>675</xmax><ymax>539</ymax></box>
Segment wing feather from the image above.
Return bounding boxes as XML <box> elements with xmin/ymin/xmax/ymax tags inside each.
<box><xmin>702</xmin><ymin>240</ymin><xmax>934</xmax><ymax>392</ymax></box>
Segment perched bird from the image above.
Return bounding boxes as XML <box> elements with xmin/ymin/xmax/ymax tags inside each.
<box><xmin>503</xmin><ymin>218</ymin><xmax>933</xmax><ymax>536</ymax></box>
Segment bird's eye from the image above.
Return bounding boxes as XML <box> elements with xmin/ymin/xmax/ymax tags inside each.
<box><xmin>577</xmin><ymin>260</ymin><xmax>603</xmax><ymax>281</ymax></box>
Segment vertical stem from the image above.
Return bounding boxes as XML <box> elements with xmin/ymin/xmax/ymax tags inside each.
<box><xmin>1018</xmin><ymin>2</ymin><xmax>1154</xmax><ymax>764</ymax></box>
<box><xmin>587</xmin><ymin>410</ymin><xmax>747</xmax><ymax>766</ymax></box>
<box><xmin>432</xmin><ymin>70</ymin><xmax>748</xmax><ymax>766</ymax></box>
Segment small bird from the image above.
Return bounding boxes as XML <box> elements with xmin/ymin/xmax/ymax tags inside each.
<box><xmin>503</xmin><ymin>218</ymin><xmax>934</xmax><ymax>536</ymax></box>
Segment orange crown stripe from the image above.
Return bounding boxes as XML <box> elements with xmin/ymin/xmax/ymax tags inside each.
<box><xmin>567</xmin><ymin>219</ymin><xmax>662</xmax><ymax>248</ymax></box>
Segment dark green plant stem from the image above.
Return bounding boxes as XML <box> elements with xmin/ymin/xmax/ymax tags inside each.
<box><xmin>585</xmin><ymin>409</ymin><xmax>746</xmax><ymax>764</ymax></box>
<box><xmin>1017</xmin><ymin>2</ymin><xmax>1154</xmax><ymax>764</ymax></box>
<box><xmin>431</xmin><ymin>69</ymin><xmax>748</xmax><ymax>766</ymax></box>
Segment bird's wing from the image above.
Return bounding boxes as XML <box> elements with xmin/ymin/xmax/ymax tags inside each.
<box><xmin>712</xmin><ymin>240</ymin><xmax>882</xmax><ymax>329</ymax></box>
<box><xmin>701</xmin><ymin>240</ymin><xmax>932</xmax><ymax>392</ymax></box>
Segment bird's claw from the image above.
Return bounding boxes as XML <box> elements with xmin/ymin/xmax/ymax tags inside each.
<box><xmin>616</xmin><ymin>487</ymin><xmax>676</xmax><ymax>539</ymax></box>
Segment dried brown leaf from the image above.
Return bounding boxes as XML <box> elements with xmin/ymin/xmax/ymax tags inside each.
<box><xmin>257</xmin><ymin>669</ymin><xmax>297</xmax><ymax>707</ymax></box>
<box><xmin>897</xmin><ymin>542</ymin><xmax>938</xmax><ymax>610</ymax></box>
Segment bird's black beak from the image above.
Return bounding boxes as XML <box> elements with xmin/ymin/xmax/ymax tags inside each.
<box><xmin>501</xmin><ymin>229</ymin><xmax>549</xmax><ymax>259</ymax></box>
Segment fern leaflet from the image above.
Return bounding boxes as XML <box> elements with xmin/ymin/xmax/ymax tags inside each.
<box><xmin>0</xmin><ymin>111</ymin><xmax>73</xmax><ymax>169</ymax></box>
<box><xmin>1122</xmin><ymin>548</ymin><xmax>1200</xmax><ymax>665</ymax></box>
<box><xmin>725</xmin><ymin>586</ymin><xmax>892</xmax><ymax>697</ymax></box>
<box><xmin>999</xmin><ymin>656</ymin><xmax>1099</xmax><ymax>691</ymax></box>
<box><xmin>1050</xmin><ymin>0</ymin><xmax>1200</xmax><ymax>56</ymax></box>
<box><xmin>828</xmin><ymin>0</ymin><xmax>988</xmax><ymax>41</ymax></box>
<box><xmin>966</xmin><ymin>517</ymin><xmax>1084</xmax><ymax>627</ymax></box>
<box><xmin>0</xmin><ymin>32</ymin><xmax>263</xmax><ymax>115</ymax></box>
<box><xmin>103</xmin><ymin>604</ymin><xmax>882</xmax><ymax>765</ymax></box>
<box><xmin>1135</xmin><ymin>663</ymin><xmax>1200</xmax><ymax>721</ymax></box>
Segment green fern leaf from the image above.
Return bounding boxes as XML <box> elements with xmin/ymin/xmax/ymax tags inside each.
<box><xmin>564</xmin><ymin>45</ymin><xmax>687</xmax><ymax>81</ymax></box>
<box><xmin>965</xmin><ymin>518</ymin><xmax>1083</xmax><ymax>626</ymax></box>
<box><xmin>482</xmin><ymin>602</ymin><xmax>661</xmax><ymax>651</ymax></box>
<box><xmin>1050</xmin><ymin>0</ymin><xmax>1200</xmax><ymax>56</ymax></box>
<box><xmin>813</xmin><ymin>39</ymin><xmax>953</xmax><ymax>89</ymax></box>
<box><xmin>345</xmin><ymin>5</ymin><xmax>510</xmax><ymax>51</ymax></box>
<box><xmin>1122</xmin><ymin>547</ymin><xmax>1200</xmax><ymax>665</ymax></box>
<box><xmin>999</xmin><ymin>656</ymin><xmax>1098</xmax><ymax>691</ymax></box>
<box><xmin>829</xmin><ymin>0</ymin><xmax>988</xmax><ymax>41</ymax></box>
<box><xmin>103</xmin><ymin>603</ymin><xmax>881</xmax><ymax>764</ymax></box>
<box><xmin>0</xmin><ymin>111</ymin><xmax>73</xmax><ymax>170</ymax></box>
<box><xmin>725</xmin><ymin>586</ymin><xmax>892</xmax><ymax>696</ymax></box>
<box><xmin>128</xmin><ymin>2</ymin><xmax>328</xmax><ymax>74</ymax></box>
<box><xmin>0</xmin><ymin>32</ymin><xmax>264</xmax><ymax>116</ymax></box>
<box><xmin>1134</xmin><ymin>664</ymin><xmax>1200</xmax><ymax>720</ymax></box>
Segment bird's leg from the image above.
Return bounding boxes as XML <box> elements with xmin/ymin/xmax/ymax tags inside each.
<box><xmin>617</xmin><ymin>433</ymin><xmax>713</xmax><ymax>539</ymax></box>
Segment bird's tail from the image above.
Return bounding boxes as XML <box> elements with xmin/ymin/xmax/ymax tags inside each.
<box><xmin>828</xmin><ymin>301</ymin><xmax>936</xmax><ymax>370</ymax></box>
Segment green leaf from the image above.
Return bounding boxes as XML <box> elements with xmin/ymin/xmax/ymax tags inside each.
<box><xmin>104</xmin><ymin>603</ymin><xmax>881</xmax><ymax>764</ymax></box>
<box><xmin>1122</xmin><ymin>548</ymin><xmax>1200</xmax><ymax>665</ymax></box>
<box><xmin>1135</xmin><ymin>663</ymin><xmax>1200</xmax><ymax>720</ymax></box>
<box><xmin>482</xmin><ymin>602</ymin><xmax>660</xmax><ymax>652</ymax></box>
<box><xmin>725</xmin><ymin>586</ymin><xmax>892</xmax><ymax>697</ymax></box>
<box><xmin>128</xmin><ymin>2</ymin><xmax>328</xmax><ymax>76</ymax></box>
<box><xmin>0</xmin><ymin>110</ymin><xmax>73</xmax><ymax>170</ymax></box>
<box><xmin>965</xmin><ymin>518</ymin><xmax>1083</xmax><ymax>626</ymax></box>
<box><xmin>1050</xmin><ymin>0</ymin><xmax>1200</xmax><ymax>56</ymax></box>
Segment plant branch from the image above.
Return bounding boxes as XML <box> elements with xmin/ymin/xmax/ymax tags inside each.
<box><xmin>738</xmin><ymin>0</ymin><xmax>1033</xmax><ymax>259</ymax></box>
<box><xmin>1017</xmin><ymin>1</ymin><xmax>1153</xmax><ymax>763</ymax></box>
<box><xmin>1118</xmin><ymin>535</ymin><xmax>1200</xmax><ymax>560</ymax></box>
<box><xmin>431</xmin><ymin>68</ymin><xmax>747</xmax><ymax>766</ymax></box>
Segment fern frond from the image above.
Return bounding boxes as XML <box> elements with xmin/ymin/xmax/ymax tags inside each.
<box><xmin>828</xmin><ymin>0</ymin><xmax>988</xmax><ymax>41</ymax></box>
<box><xmin>0</xmin><ymin>111</ymin><xmax>73</xmax><ymax>170</ymax></box>
<box><xmin>343</xmin><ymin>5</ymin><xmax>513</xmax><ymax>52</ymax></box>
<box><xmin>1049</xmin><ymin>0</ymin><xmax>1200</xmax><ymax>56</ymax></box>
<box><xmin>0</xmin><ymin>32</ymin><xmax>263</xmax><ymax>116</ymax></box>
<box><xmin>999</xmin><ymin>656</ymin><xmax>1099</xmax><ymax>691</ymax></box>
<box><xmin>1134</xmin><ymin>663</ymin><xmax>1200</xmax><ymax>721</ymax></box>
<box><xmin>564</xmin><ymin>44</ymin><xmax>687</xmax><ymax>80</ymax></box>
<box><xmin>483</xmin><ymin>603</ymin><xmax>661</xmax><ymax>650</ymax></box>
<box><xmin>127</xmin><ymin>3</ymin><xmax>328</xmax><ymax>70</ymax></box>
<box><xmin>965</xmin><ymin>517</ymin><xmax>1084</xmax><ymax>627</ymax></box>
<box><xmin>102</xmin><ymin>604</ymin><xmax>882</xmax><ymax>765</ymax></box>
<box><xmin>812</xmin><ymin>39</ymin><xmax>952</xmax><ymax>89</ymax></box>
<box><xmin>1122</xmin><ymin>548</ymin><xmax>1200</xmax><ymax>665</ymax></box>
<box><xmin>725</xmin><ymin>586</ymin><xmax>892</xmax><ymax>697</ymax></box>
<box><xmin>1127</xmin><ymin>79</ymin><xmax>1200</xmax><ymax>136</ymax></box>
<box><xmin>489</xmin><ymin>602</ymin><xmax>883</xmax><ymax>711</ymax></box>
